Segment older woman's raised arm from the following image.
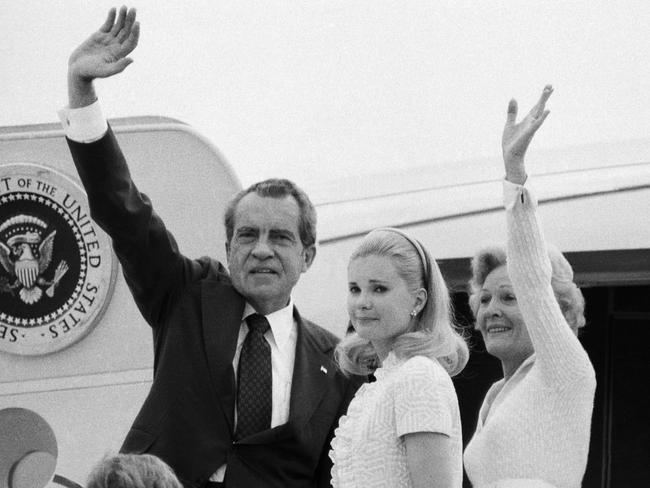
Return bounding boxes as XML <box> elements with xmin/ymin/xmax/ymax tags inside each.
<box><xmin>501</xmin><ymin>86</ymin><xmax>594</xmax><ymax>384</ymax></box>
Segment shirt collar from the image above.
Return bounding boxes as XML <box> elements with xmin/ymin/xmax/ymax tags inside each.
<box><xmin>242</xmin><ymin>299</ymin><xmax>295</xmax><ymax>351</ymax></box>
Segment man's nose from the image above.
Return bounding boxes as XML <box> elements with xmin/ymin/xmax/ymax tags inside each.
<box><xmin>251</xmin><ymin>238</ymin><xmax>273</xmax><ymax>259</ymax></box>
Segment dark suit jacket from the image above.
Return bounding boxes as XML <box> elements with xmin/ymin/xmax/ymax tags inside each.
<box><xmin>66</xmin><ymin>128</ymin><xmax>361</xmax><ymax>488</ymax></box>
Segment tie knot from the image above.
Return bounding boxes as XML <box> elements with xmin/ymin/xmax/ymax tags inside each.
<box><xmin>246</xmin><ymin>313</ymin><xmax>270</xmax><ymax>334</ymax></box>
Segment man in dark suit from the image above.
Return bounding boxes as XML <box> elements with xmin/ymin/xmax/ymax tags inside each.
<box><xmin>61</xmin><ymin>7</ymin><xmax>360</xmax><ymax>488</ymax></box>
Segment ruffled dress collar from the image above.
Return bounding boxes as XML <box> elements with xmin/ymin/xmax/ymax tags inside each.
<box><xmin>329</xmin><ymin>351</ymin><xmax>404</xmax><ymax>487</ymax></box>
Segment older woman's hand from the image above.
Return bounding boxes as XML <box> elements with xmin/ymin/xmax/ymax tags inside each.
<box><xmin>502</xmin><ymin>85</ymin><xmax>553</xmax><ymax>184</ymax></box>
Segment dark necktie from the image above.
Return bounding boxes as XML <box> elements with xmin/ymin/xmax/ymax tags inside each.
<box><xmin>235</xmin><ymin>313</ymin><xmax>272</xmax><ymax>440</ymax></box>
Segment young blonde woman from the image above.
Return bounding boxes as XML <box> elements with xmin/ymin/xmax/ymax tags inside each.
<box><xmin>330</xmin><ymin>228</ymin><xmax>469</xmax><ymax>488</ymax></box>
<box><xmin>463</xmin><ymin>86</ymin><xmax>597</xmax><ymax>487</ymax></box>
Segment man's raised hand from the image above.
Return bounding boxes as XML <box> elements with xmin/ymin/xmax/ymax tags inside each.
<box><xmin>69</xmin><ymin>6</ymin><xmax>140</xmax><ymax>82</ymax></box>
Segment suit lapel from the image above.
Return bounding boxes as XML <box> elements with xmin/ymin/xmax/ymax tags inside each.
<box><xmin>288</xmin><ymin>309</ymin><xmax>336</xmax><ymax>429</ymax></box>
<box><xmin>201</xmin><ymin>280</ymin><xmax>245</xmax><ymax>433</ymax></box>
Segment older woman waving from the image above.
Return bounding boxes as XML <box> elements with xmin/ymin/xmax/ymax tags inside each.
<box><xmin>463</xmin><ymin>86</ymin><xmax>597</xmax><ymax>488</ymax></box>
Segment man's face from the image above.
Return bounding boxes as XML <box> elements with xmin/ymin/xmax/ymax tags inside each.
<box><xmin>226</xmin><ymin>193</ymin><xmax>315</xmax><ymax>315</ymax></box>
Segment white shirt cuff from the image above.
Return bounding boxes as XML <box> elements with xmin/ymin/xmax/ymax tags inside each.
<box><xmin>503</xmin><ymin>178</ymin><xmax>538</xmax><ymax>211</ymax></box>
<box><xmin>58</xmin><ymin>101</ymin><xmax>108</xmax><ymax>143</ymax></box>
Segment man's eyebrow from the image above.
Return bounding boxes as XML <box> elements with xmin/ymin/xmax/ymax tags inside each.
<box><xmin>269</xmin><ymin>228</ymin><xmax>297</xmax><ymax>238</ymax></box>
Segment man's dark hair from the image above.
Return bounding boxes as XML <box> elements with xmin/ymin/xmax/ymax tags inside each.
<box><xmin>224</xmin><ymin>178</ymin><xmax>317</xmax><ymax>248</ymax></box>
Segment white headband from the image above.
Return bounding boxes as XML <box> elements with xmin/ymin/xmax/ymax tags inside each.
<box><xmin>373</xmin><ymin>227</ymin><xmax>430</xmax><ymax>283</ymax></box>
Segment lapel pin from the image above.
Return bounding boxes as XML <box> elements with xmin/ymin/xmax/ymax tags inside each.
<box><xmin>320</xmin><ymin>365</ymin><xmax>328</xmax><ymax>374</ymax></box>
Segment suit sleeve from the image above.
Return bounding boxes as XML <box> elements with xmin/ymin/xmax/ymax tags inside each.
<box><xmin>66</xmin><ymin>126</ymin><xmax>208</xmax><ymax>327</ymax></box>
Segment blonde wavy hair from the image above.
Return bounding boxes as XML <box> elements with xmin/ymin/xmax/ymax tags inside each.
<box><xmin>86</xmin><ymin>453</ymin><xmax>182</xmax><ymax>488</ymax></box>
<box><xmin>335</xmin><ymin>228</ymin><xmax>469</xmax><ymax>377</ymax></box>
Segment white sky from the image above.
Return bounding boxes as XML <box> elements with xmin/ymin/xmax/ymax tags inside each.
<box><xmin>2</xmin><ymin>0</ymin><xmax>650</xmax><ymax>187</ymax></box>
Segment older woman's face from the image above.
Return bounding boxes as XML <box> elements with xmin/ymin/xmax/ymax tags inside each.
<box><xmin>475</xmin><ymin>265</ymin><xmax>533</xmax><ymax>365</ymax></box>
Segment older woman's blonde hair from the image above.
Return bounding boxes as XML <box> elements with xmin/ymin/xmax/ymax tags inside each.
<box><xmin>468</xmin><ymin>244</ymin><xmax>586</xmax><ymax>333</ymax></box>
<box><xmin>335</xmin><ymin>228</ymin><xmax>469</xmax><ymax>377</ymax></box>
<box><xmin>86</xmin><ymin>453</ymin><xmax>182</xmax><ymax>488</ymax></box>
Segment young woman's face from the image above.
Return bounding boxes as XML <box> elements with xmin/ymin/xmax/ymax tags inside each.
<box><xmin>475</xmin><ymin>265</ymin><xmax>533</xmax><ymax>365</ymax></box>
<box><xmin>347</xmin><ymin>254</ymin><xmax>423</xmax><ymax>352</ymax></box>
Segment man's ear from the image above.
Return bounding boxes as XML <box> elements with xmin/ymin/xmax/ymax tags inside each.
<box><xmin>301</xmin><ymin>245</ymin><xmax>317</xmax><ymax>272</ymax></box>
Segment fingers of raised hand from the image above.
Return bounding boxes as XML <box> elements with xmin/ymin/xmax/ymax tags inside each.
<box><xmin>540</xmin><ymin>84</ymin><xmax>553</xmax><ymax>103</ymax></box>
<box><xmin>109</xmin><ymin>6</ymin><xmax>129</xmax><ymax>36</ymax></box>
<box><xmin>536</xmin><ymin>109</ymin><xmax>550</xmax><ymax>128</ymax></box>
<box><xmin>522</xmin><ymin>108</ymin><xmax>550</xmax><ymax>137</ymax></box>
<box><xmin>532</xmin><ymin>84</ymin><xmax>553</xmax><ymax>118</ymax></box>
<box><xmin>116</xmin><ymin>8</ymin><xmax>137</xmax><ymax>43</ymax></box>
<box><xmin>120</xmin><ymin>21</ymin><xmax>140</xmax><ymax>55</ymax></box>
<box><xmin>99</xmin><ymin>8</ymin><xmax>117</xmax><ymax>33</ymax></box>
<box><xmin>505</xmin><ymin>99</ymin><xmax>518</xmax><ymax>125</ymax></box>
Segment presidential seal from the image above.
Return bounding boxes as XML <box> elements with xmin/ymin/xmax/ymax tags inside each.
<box><xmin>0</xmin><ymin>163</ymin><xmax>116</xmax><ymax>355</ymax></box>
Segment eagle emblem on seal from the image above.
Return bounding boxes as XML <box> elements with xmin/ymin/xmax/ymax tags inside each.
<box><xmin>0</xmin><ymin>214</ymin><xmax>69</xmax><ymax>305</ymax></box>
